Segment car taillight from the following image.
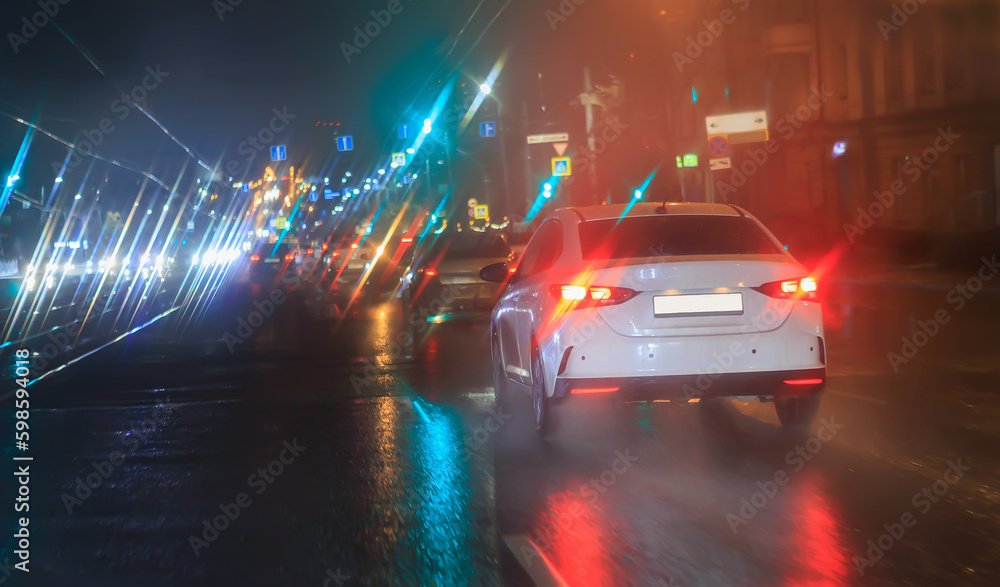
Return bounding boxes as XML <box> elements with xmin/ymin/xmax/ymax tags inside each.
<box><xmin>424</xmin><ymin>268</ymin><xmax>438</xmax><ymax>278</ymax></box>
<box><xmin>754</xmin><ymin>277</ymin><xmax>819</xmax><ymax>301</ymax></box>
<box><xmin>508</xmin><ymin>265</ymin><xmax>517</xmax><ymax>274</ymax></box>
<box><xmin>550</xmin><ymin>284</ymin><xmax>637</xmax><ymax>307</ymax></box>
<box><xmin>401</xmin><ymin>237</ymin><xmax>413</xmax><ymax>244</ymax></box>
<box><xmin>250</xmin><ymin>255</ymin><xmax>260</xmax><ymax>262</ymax></box>
<box><xmin>284</xmin><ymin>254</ymin><xmax>294</xmax><ymax>261</ymax></box>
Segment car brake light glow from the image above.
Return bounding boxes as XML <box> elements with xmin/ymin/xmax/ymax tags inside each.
<box><xmin>508</xmin><ymin>265</ymin><xmax>517</xmax><ymax>274</ymax></box>
<box><xmin>351</xmin><ymin>243</ymin><xmax>359</xmax><ymax>249</ymax></box>
<box><xmin>424</xmin><ymin>268</ymin><xmax>438</xmax><ymax>277</ymax></box>
<box><xmin>571</xmin><ymin>387</ymin><xmax>620</xmax><ymax>395</ymax></box>
<box><xmin>250</xmin><ymin>255</ymin><xmax>260</xmax><ymax>262</ymax></box>
<box><xmin>783</xmin><ymin>378</ymin><xmax>824</xmax><ymax>385</ymax></box>
<box><xmin>401</xmin><ymin>237</ymin><xmax>413</xmax><ymax>244</ymax></box>
<box><xmin>551</xmin><ymin>284</ymin><xmax>638</xmax><ymax>307</ymax></box>
<box><xmin>284</xmin><ymin>254</ymin><xmax>294</xmax><ymax>261</ymax></box>
<box><xmin>754</xmin><ymin>277</ymin><xmax>819</xmax><ymax>301</ymax></box>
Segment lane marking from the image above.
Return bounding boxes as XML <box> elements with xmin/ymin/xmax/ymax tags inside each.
<box><xmin>503</xmin><ymin>534</ymin><xmax>569</xmax><ymax>587</ymax></box>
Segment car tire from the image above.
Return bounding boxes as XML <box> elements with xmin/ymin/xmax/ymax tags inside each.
<box><xmin>492</xmin><ymin>332</ymin><xmax>507</xmax><ymax>410</ymax></box>
<box><xmin>531</xmin><ymin>349</ymin><xmax>553</xmax><ymax>438</ymax></box>
<box><xmin>774</xmin><ymin>394</ymin><xmax>821</xmax><ymax>428</ymax></box>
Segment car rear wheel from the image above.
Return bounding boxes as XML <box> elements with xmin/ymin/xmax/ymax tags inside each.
<box><xmin>492</xmin><ymin>333</ymin><xmax>506</xmax><ymax>410</ymax></box>
<box><xmin>531</xmin><ymin>349</ymin><xmax>552</xmax><ymax>438</ymax></box>
<box><xmin>775</xmin><ymin>394</ymin><xmax>821</xmax><ymax>428</ymax></box>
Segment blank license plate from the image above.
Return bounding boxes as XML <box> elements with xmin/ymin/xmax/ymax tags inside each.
<box><xmin>653</xmin><ymin>293</ymin><xmax>743</xmax><ymax>317</ymax></box>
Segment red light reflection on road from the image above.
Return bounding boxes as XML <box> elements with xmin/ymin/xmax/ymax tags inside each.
<box><xmin>531</xmin><ymin>490</ymin><xmax>613</xmax><ymax>587</ymax></box>
<box><xmin>783</xmin><ymin>476</ymin><xmax>850</xmax><ymax>586</ymax></box>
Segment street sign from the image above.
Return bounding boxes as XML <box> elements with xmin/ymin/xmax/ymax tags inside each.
<box><xmin>392</xmin><ymin>152</ymin><xmax>406</xmax><ymax>166</ymax></box>
<box><xmin>708</xmin><ymin>136</ymin><xmax>729</xmax><ymax>158</ymax></box>
<box><xmin>324</xmin><ymin>189</ymin><xmax>337</xmax><ymax>200</ymax></box>
<box><xmin>242</xmin><ymin>183</ymin><xmax>250</xmax><ymax>193</ymax></box>
<box><xmin>187</xmin><ymin>220</ymin><xmax>195</xmax><ymax>232</ymax></box>
<box><xmin>552</xmin><ymin>157</ymin><xmax>572</xmax><ymax>177</ymax></box>
<box><xmin>528</xmin><ymin>132</ymin><xmax>570</xmax><ymax>145</ymax></box>
<box><xmin>553</xmin><ymin>142</ymin><xmax>569</xmax><ymax>157</ymax></box>
<box><xmin>709</xmin><ymin>157</ymin><xmax>732</xmax><ymax>171</ymax></box>
<box><xmin>706</xmin><ymin>110</ymin><xmax>768</xmax><ymax>135</ymax></box>
<box><xmin>270</xmin><ymin>145</ymin><xmax>287</xmax><ymax>161</ymax></box>
<box><xmin>398</xmin><ymin>125</ymin><xmax>411</xmax><ymax>139</ymax></box>
<box><xmin>309</xmin><ymin>192</ymin><xmax>318</xmax><ymax>202</ymax></box>
<box><xmin>706</xmin><ymin>110</ymin><xmax>769</xmax><ymax>145</ymax></box>
<box><xmin>277</xmin><ymin>217</ymin><xmax>288</xmax><ymax>230</ymax></box>
<box><xmin>337</xmin><ymin>136</ymin><xmax>354</xmax><ymax>152</ymax></box>
<box><xmin>475</xmin><ymin>205</ymin><xmax>489</xmax><ymax>220</ymax></box>
<box><xmin>467</xmin><ymin>198</ymin><xmax>478</xmax><ymax>208</ymax></box>
<box><xmin>480</xmin><ymin>122</ymin><xmax>496</xmax><ymax>138</ymax></box>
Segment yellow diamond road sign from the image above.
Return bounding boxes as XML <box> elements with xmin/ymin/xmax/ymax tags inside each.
<box><xmin>552</xmin><ymin>157</ymin><xmax>571</xmax><ymax>177</ymax></box>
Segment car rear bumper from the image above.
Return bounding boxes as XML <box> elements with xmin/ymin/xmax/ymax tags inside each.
<box><xmin>551</xmin><ymin>368</ymin><xmax>826</xmax><ymax>402</ymax></box>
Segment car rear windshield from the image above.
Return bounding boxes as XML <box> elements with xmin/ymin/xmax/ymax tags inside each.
<box><xmin>578</xmin><ymin>215</ymin><xmax>784</xmax><ymax>260</ymax></box>
<box><xmin>424</xmin><ymin>233</ymin><xmax>511</xmax><ymax>261</ymax></box>
<box><xmin>258</xmin><ymin>243</ymin><xmax>291</xmax><ymax>258</ymax></box>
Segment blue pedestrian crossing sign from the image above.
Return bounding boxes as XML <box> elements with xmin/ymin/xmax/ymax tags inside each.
<box><xmin>242</xmin><ymin>183</ymin><xmax>250</xmax><ymax>193</ymax></box>
<box><xmin>552</xmin><ymin>157</ymin><xmax>572</xmax><ymax>177</ymax></box>
<box><xmin>480</xmin><ymin>122</ymin><xmax>496</xmax><ymax>138</ymax></box>
<box><xmin>398</xmin><ymin>125</ymin><xmax>411</xmax><ymax>139</ymax></box>
<box><xmin>337</xmin><ymin>136</ymin><xmax>354</xmax><ymax>152</ymax></box>
<box><xmin>270</xmin><ymin>145</ymin><xmax>287</xmax><ymax>161</ymax></box>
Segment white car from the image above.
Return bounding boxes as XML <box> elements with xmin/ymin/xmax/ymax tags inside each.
<box><xmin>480</xmin><ymin>202</ymin><xmax>826</xmax><ymax>436</ymax></box>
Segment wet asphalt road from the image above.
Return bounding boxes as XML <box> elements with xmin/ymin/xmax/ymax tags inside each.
<box><xmin>2</xmin><ymin>272</ymin><xmax>1000</xmax><ymax>586</ymax></box>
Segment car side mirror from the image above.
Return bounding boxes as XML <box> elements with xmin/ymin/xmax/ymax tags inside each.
<box><xmin>480</xmin><ymin>262</ymin><xmax>509</xmax><ymax>283</ymax></box>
